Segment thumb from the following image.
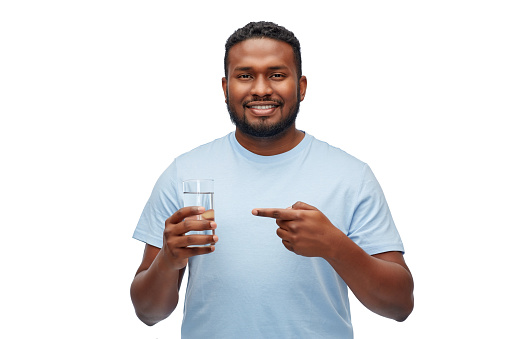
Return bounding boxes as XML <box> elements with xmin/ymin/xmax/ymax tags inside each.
<box><xmin>291</xmin><ymin>201</ymin><xmax>317</xmax><ymax>210</ymax></box>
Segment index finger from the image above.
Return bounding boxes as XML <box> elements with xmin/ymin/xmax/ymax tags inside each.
<box><xmin>168</xmin><ymin>206</ymin><xmax>206</xmax><ymax>224</ymax></box>
<box><xmin>252</xmin><ymin>208</ymin><xmax>297</xmax><ymax>220</ymax></box>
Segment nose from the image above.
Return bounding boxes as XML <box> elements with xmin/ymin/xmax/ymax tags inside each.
<box><xmin>250</xmin><ymin>76</ymin><xmax>273</xmax><ymax>97</ymax></box>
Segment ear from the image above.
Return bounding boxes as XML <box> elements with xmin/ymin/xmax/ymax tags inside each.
<box><xmin>299</xmin><ymin>76</ymin><xmax>307</xmax><ymax>101</ymax></box>
<box><xmin>222</xmin><ymin>77</ymin><xmax>228</xmax><ymax>102</ymax></box>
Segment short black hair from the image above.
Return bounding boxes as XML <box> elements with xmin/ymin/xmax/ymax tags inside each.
<box><xmin>224</xmin><ymin>21</ymin><xmax>302</xmax><ymax>78</ymax></box>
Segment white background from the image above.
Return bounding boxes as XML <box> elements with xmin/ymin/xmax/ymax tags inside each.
<box><xmin>1</xmin><ymin>1</ymin><xmax>508</xmax><ymax>338</ymax></box>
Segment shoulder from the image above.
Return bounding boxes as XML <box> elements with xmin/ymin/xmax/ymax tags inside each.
<box><xmin>176</xmin><ymin>133</ymin><xmax>233</xmax><ymax>163</ymax></box>
<box><xmin>307</xmin><ymin>134</ymin><xmax>367</xmax><ymax>171</ymax></box>
<box><xmin>154</xmin><ymin>133</ymin><xmax>232</xmax><ymax>183</ymax></box>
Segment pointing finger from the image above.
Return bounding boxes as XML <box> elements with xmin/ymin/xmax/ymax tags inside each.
<box><xmin>252</xmin><ymin>208</ymin><xmax>298</xmax><ymax>220</ymax></box>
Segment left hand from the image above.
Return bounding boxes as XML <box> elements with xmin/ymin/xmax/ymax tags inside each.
<box><xmin>252</xmin><ymin>201</ymin><xmax>343</xmax><ymax>258</ymax></box>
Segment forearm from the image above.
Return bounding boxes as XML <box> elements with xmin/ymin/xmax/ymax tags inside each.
<box><xmin>324</xmin><ymin>232</ymin><xmax>414</xmax><ymax>321</ymax></box>
<box><xmin>130</xmin><ymin>252</ymin><xmax>182</xmax><ymax>326</ymax></box>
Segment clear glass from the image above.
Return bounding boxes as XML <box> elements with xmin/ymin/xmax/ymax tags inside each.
<box><xmin>182</xmin><ymin>179</ymin><xmax>214</xmax><ymax>246</ymax></box>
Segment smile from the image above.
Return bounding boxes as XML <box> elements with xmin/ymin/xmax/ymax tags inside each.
<box><xmin>249</xmin><ymin>105</ymin><xmax>277</xmax><ymax>109</ymax></box>
<box><xmin>245</xmin><ymin>103</ymin><xmax>280</xmax><ymax>117</ymax></box>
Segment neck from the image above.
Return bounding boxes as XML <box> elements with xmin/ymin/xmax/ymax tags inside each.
<box><xmin>235</xmin><ymin>126</ymin><xmax>305</xmax><ymax>156</ymax></box>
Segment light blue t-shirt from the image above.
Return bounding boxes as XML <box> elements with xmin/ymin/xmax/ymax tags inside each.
<box><xmin>133</xmin><ymin>132</ymin><xmax>404</xmax><ymax>338</ymax></box>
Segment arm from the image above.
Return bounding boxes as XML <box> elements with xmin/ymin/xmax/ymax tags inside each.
<box><xmin>130</xmin><ymin>244</ymin><xmax>184</xmax><ymax>326</ymax></box>
<box><xmin>325</xmin><ymin>238</ymin><xmax>414</xmax><ymax>321</ymax></box>
<box><xmin>130</xmin><ymin>206</ymin><xmax>218</xmax><ymax>326</ymax></box>
<box><xmin>253</xmin><ymin>202</ymin><xmax>414</xmax><ymax>322</ymax></box>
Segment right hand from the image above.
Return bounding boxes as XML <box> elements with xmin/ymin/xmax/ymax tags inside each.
<box><xmin>161</xmin><ymin>206</ymin><xmax>218</xmax><ymax>271</ymax></box>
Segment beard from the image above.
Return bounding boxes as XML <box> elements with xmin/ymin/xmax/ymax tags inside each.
<box><xmin>226</xmin><ymin>92</ymin><xmax>301</xmax><ymax>139</ymax></box>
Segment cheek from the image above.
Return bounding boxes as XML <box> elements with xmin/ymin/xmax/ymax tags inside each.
<box><xmin>276</xmin><ymin>83</ymin><xmax>299</xmax><ymax>101</ymax></box>
<box><xmin>227</xmin><ymin>85</ymin><xmax>248</xmax><ymax>103</ymax></box>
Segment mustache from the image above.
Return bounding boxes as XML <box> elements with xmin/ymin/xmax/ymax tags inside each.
<box><xmin>242</xmin><ymin>97</ymin><xmax>284</xmax><ymax>107</ymax></box>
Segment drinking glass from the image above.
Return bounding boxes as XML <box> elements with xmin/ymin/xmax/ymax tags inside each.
<box><xmin>182</xmin><ymin>179</ymin><xmax>214</xmax><ymax>246</ymax></box>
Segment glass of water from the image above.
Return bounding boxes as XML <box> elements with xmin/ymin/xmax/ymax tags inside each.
<box><xmin>182</xmin><ymin>179</ymin><xmax>214</xmax><ymax>246</ymax></box>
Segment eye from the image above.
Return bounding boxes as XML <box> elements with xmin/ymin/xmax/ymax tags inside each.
<box><xmin>238</xmin><ymin>74</ymin><xmax>252</xmax><ymax>79</ymax></box>
<box><xmin>270</xmin><ymin>73</ymin><xmax>286</xmax><ymax>80</ymax></box>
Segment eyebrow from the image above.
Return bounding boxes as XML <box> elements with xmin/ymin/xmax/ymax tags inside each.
<box><xmin>233</xmin><ymin>65</ymin><xmax>290</xmax><ymax>72</ymax></box>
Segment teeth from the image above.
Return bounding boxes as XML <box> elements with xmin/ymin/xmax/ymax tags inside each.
<box><xmin>251</xmin><ymin>105</ymin><xmax>276</xmax><ymax>109</ymax></box>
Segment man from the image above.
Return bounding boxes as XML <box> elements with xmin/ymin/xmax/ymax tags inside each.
<box><xmin>131</xmin><ymin>21</ymin><xmax>414</xmax><ymax>338</ymax></box>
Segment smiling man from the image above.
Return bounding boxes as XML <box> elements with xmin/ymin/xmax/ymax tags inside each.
<box><xmin>224</xmin><ymin>37</ymin><xmax>306</xmax><ymax>145</ymax></box>
<box><xmin>131</xmin><ymin>21</ymin><xmax>414</xmax><ymax>338</ymax></box>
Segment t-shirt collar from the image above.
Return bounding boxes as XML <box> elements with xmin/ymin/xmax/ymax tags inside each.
<box><xmin>229</xmin><ymin>131</ymin><xmax>311</xmax><ymax>163</ymax></box>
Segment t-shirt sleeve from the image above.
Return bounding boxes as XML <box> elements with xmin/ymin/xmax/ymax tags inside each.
<box><xmin>133</xmin><ymin>161</ymin><xmax>181</xmax><ymax>248</ymax></box>
<box><xmin>347</xmin><ymin>164</ymin><xmax>404</xmax><ymax>255</ymax></box>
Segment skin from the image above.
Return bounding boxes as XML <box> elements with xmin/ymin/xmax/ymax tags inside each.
<box><xmin>222</xmin><ymin>38</ymin><xmax>307</xmax><ymax>156</ymax></box>
<box><xmin>130</xmin><ymin>206</ymin><xmax>217</xmax><ymax>325</ymax></box>
<box><xmin>253</xmin><ymin>202</ymin><xmax>414</xmax><ymax>321</ymax></box>
<box><xmin>131</xmin><ymin>37</ymin><xmax>414</xmax><ymax>326</ymax></box>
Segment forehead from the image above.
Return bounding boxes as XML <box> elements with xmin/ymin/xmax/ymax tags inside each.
<box><xmin>227</xmin><ymin>38</ymin><xmax>296</xmax><ymax>74</ymax></box>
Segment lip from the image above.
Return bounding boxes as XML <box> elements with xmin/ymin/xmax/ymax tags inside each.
<box><xmin>245</xmin><ymin>101</ymin><xmax>280</xmax><ymax>116</ymax></box>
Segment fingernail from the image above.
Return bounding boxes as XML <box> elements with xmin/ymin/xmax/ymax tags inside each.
<box><xmin>252</xmin><ymin>209</ymin><xmax>258</xmax><ymax>216</ymax></box>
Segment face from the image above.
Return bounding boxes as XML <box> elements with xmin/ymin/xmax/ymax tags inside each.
<box><xmin>222</xmin><ymin>38</ymin><xmax>307</xmax><ymax>138</ymax></box>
